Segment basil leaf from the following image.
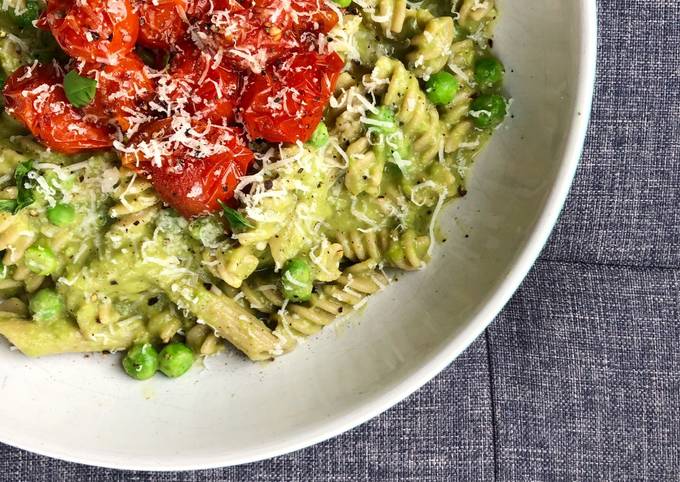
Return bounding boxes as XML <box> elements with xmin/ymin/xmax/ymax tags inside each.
<box><xmin>0</xmin><ymin>199</ymin><xmax>17</xmax><ymax>212</ymax></box>
<box><xmin>14</xmin><ymin>0</ymin><xmax>42</xmax><ymax>29</ymax></box>
<box><xmin>13</xmin><ymin>160</ymin><xmax>35</xmax><ymax>213</ymax></box>
<box><xmin>63</xmin><ymin>70</ymin><xmax>96</xmax><ymax>108</ymax></box>
<box><xmin>218</xmin><ymin>201</ymin><xmax>253</xmax><ymax>230</ymax></box>
<box><xmin>14</xmin><ymin>160</ymin><xmax>33</xmax><ymax>179</ymax></box>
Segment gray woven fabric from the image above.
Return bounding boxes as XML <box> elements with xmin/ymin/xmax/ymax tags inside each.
<box><xmin>1</xmin><ymin>0</ymin><xmax>679</xmax><ymax>479</ymax></box>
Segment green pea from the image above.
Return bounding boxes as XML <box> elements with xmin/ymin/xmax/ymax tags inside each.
<box><xmin>123</xmin><ymin>343</ymin><xmax>159</xmax><ymax>380</ymax></box>
<box><xmin>368</xmin><ymin>106</ymin><xmax>398</xmax><ymax>134</ymax></box>
<box><xmin>29</xmin><ymin>288</ymin><xmax>64</xmax><ymax>321</ymax></box>
<box><xmin>46</xmin><ymin>203</ymin><xmax>76</xmax><ymax>227</ymax></box>
<box><xmin>24</xmin><ymin>244</ymin><xmax>58</xmax><ymax>275</ymax></box>
<box><xmin>158</xmin><ymin>342</ymin><xmax>194</xmax><ymax>378</ymax></box>
<box><xmin>470</xmin><ymin>94</ymin><xmax>507</xmax><ymax>129</ymax></box>
<box><xmin>425</xmin><ymin>71</ymin><xmax>460</xmax><ymax>105</ymax></box>
<box><xmin>333</xmin><ymin>0</ymin><xmax>351</xmax><ymax>7</ymax></box>
<box><xmin>307</xmin><ymin>122</ymin><xmax>329</xmax><ymax>148</ymax></box>
<box><xmin>281</xmin><ymin>258</ymin><xmax>313</xmax><ymax>302</ymax></box>
<box><xmin>474</xmin><ymin>57</ymin><xmax>504</xmax><ymax>90</ymax></box>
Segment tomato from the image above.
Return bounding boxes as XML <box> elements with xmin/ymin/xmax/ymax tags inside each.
<box><xmin>168</xmin><ymin>43</ymin><xmax>241</xmax><ymax>122</ymax></box>
<box><xmin>239</xmin><ymin>51</ymin><xmax>344</xmax><ymax>143</ymax></box>
<box><xmin>41</xmin><ymin>0</ymin><xmax>139</xmax><ymax>64</ymax></box>
<box><xmin>3</xmin><ymin>64</ymin><xmax>112</xmax><ymax>154</ymax></box>
<box><xmin>77</xmin><ymin>54</ymin><xmax>155</xmax><ymax>132</ymax></box>
<box><xmin>194</xmin><ymin>0</ymin><xmax>297</xmax><ymax>73</ymax></box>
<box><xmin>121</xmin><ymin>118</ymin><xmax>254</xmax><ymax>217</ymax></box>
<box><xmin>136</xmin><ymin>0</ymin><xmax>189</xmax><ymax>50</ymax></box>
<box><xmin>250</xmin><ymin>0</ymin><xmax>338</xmax><ymax>35</ymax></box>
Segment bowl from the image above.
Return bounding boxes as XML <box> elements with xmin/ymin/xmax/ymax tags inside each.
<box><xmin>0</xmin><ymin>0</ymin><xmax>597</xmax><ymax>469</ymax></box>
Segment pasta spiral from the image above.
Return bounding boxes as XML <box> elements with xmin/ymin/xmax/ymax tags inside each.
<box><xmin>0</xmin><ymin>212</ymin><xmax>37</xmax><ymax>266</ymax></box>
<box><xmin>275</xmin><ymin>259</ymin><xmax>389</xmax><ymax>338</ymax></box>
<box><xmin>330</xmin><ymin>72</ymin><xmax>369</xmax><ymax>145</ymax></box>
<box><xmin>334</xmin><ymin>229</ymin><xmax>391</xmax><ymax>262</ymax></box>
<box><xmin>345</xmin><ymin>136</ymin><xmax>382</xmax><ymax>197</ymax></box>
<box><xmin>440</xmin><ymin>89</ymin><xmax>475</xmax><ymax>153</ymax></box>
<box><xmin>333</xmin><ymin>228</ymin><xmax>429</xmax><ymax>270</ymax></box>
<box><xmin>240</xmin><ymin>273</ymin><xmax>285</xmax><ymax>314</ymax></box>
<box><xmin>369</xmin><ymin>0</ymin><xmax>408</xmax><ymax>35</ymax></box>
<box><xmin>368</xmin><ymin>57</ymin><xmax>443</xmax><ymax>164</ymax></box>
<box><xmin>185</xmin><ymin>323</ymin><xmax>223</xmax><ymax>356</ymax></box>
<box><xmin>456</xmin><ymin>0</ymin><xmax>496</xmax><ymax>31</ymax></box>
<box><xmin>202</xmin><ymin>244</ymin><xmax>259</xmax><ymax>289</ymax></box>
<box><xmin>407</xmin><ymin>17</ymin><xmax>455</xmax><ymax>78</ymax></box>
<box><xmin>109</xmin><ymin>170</ymin><xmax>160</xmax><ymax>219</ymax></box>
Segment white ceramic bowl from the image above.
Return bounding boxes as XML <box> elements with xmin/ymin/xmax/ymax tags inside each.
<box><xmin>0</xmin><ymin>0</ymin><xmax>597</xmax><ymax>470</ymax></box>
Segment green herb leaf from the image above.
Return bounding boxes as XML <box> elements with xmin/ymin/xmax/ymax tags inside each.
<box><xmin>14</xmin><ymin>0</ymin><xmax>42</xmax><ymax>29</ymax></box>
<box><xmin>0</xmin><ymin>199</ymin><xmax>17</xmax><ymax>212</ymax></box>
<box><xmin>13</xmin><ymin>160</ymin><xmax>35</xmax><ymax>213</ymax></box>
<box><xmin>218</xmin><ymin>201</ymin><xmax>253</xmax><ymax>230</ymax></box>
<box><xmin>63</xmin><ymin>70</ymin><xmax>97</xmax><ymax>108</ymax></box>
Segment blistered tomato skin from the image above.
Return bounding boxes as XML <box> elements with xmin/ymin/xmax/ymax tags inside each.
<box><xmin>42</xmin><ymin>0</ymin><xmax>139</xmax><ymax>64</ymax></box>
<box><xmin>77</xmin><ymin>54</ymin><xmax>155</xmax><ymax>132</ymax></box>
<box><xmin>239</xmin><ymin>51</ymin><xmax>345</xmax><ymax>143</ymax></box>
<box><xmin>3</xmin><ymin>64</ymin><xmax>113</xmax><ymax>154</ymax></box>
<box><xmin>249</xmin><ymin>0</ymin><xmax>339</xmax><ymax>34</ymax></box>
<box><xmin>169</xmin><ymin>43</ymin><xmax>241</xmax><ymax>123</ymax></box>
<box><xmin>121</xmin><ymin>118</ymin><xmax>254</xmax><ymax>218</ymax></box>
<box><xmin>192</xmin><ymin>0</ymin><xmax>293</xmax><ymax>73</ymax></box>
<box><xmin>136</xmin><ymin>0</ymin><xmax>189</xmax><ymax>50</ymax></box>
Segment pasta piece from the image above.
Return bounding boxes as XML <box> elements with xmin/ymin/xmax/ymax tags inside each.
<box><xmin>274</xmin><ymin>260</ymin><xmax>389</xmax><ymax>341</ymax></box>
<box><xmin>309</xmin><ymin>239</ymin><xmax>344</xmax><ymax>282</ymax></box>
<box><xmin>371</xmin><ymin>0</ymin><xmax>408</xmax><ymax>35</ymax></box>
<box><xmin>203</xmin><ymin>244</ymin><xmax>259</xmax><ymax>289</ymax></box>
<box><xmin>456</xmin><ymin>0</ymin><xmax>496</xmax><ymax>32</ymax></box>
<box><xmin>185</xmin><ymin>324</ymin><xmax>223</xmax><ymax>356</ymax></box>
<box><xmin>447</xmin><ymin>39</ymin><xmax>476</xmax><ymax>85</ymax></box>
<box><xmin>109</xmin><ymin>170</ymin><xmax>160</xmax><ymax>219</ymax></box>
<box><xmin>0</xmin><ymin>297</ymin><xmax>28</xmax><ymax>316</ymax></box>
<box><xmin>155</xmin><ymin>275</ymin><xmax>282</xmax><ymax>360</ymax></box>
<box><xmin>147</xmin><ymin>309</ymin><xmax>184</xmax><ymax>343</ymax></box>
<box><xmin>241</xmin><ymin>273</ymin><xmax>286</xmax><ymax>314</ymax></box>
<box><xmin>368</xmin><ymin>57</ymin><xmax>443</xmax><ymax>164</ymax></box>
<box><xmin>0</xmin><ymin>212</ymin><xmax>38</xmax><ymax>266</ymax></box>
<box><xmin>345</xmin><ymin>136</ymin><xmax>383</xmax><ymax>197</ymax></box>
<box><xmin>0</xmin><ymin>314</ymin><xmax>141</xmax><ymax>356</ymax></box>
<box><xmin>11</xmin><ymin>265</ymin><xmax>44</xmax><ymax>293</ymax></box>
<box><xmin>330</xmin><ymin>73</ymin><xmax>367</xmax><ymax>145</ymax></box>
<box><xmin>407</xmin><ymin>17</ymin><xmax>455</xmax><ymax>78</ymax></box>
<box><xmin>334</xmin><ymin>228</ymin><xmax>430</xmax><ymax>270</ymax></box>
<box><xmin>335</xmin><ymin>229</ymin><xmax>391</xmax><ymax>262</ymax></box>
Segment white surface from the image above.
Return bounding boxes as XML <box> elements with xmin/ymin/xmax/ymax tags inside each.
<box><xmin>0</xmin><ymin>0</ymin><xmax>598</xmax><ymax>470</ymax></box>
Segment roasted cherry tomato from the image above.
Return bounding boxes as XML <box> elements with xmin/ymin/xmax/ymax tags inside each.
<box><xmin>3</xmin><ymin>63</ymin><xmax>112</xmax><ymax>154</ymax></box>
<box><xmin>136</xmin><ymin>0</ymin><xmax>189</xmax><ymax>50</ymax></box>
<box><xmin>40</xmin><ymin>0</ymin><xmax>139</xmax><ymax>64</ymax></box>
<box><xmin>193</xmin><ymin>0</ymin><xmax>298</xmax><ymax>73</ymax></box>
<box><xmin>250</xmin><ymin>0</ymin><xmax>339</xmax><ymax>35</ymax></box>
<box><xmin>77</xmin><ymin>54</ymin><xmax>155</xmax><ymax>132</ymax></box>
<box><xmin>239</xmin><ymin>51</ymin><xmax>344</xmax><ymax>143</ymax></box>
<box><xmin>168</xmin><ymin>43</ymin><xmax>241</xmax><ymax>122</ymax></box>
<box><xmin>121</xmin><ymin>118</ymin><xmax>254</xmax><ymax>217</ymax></box>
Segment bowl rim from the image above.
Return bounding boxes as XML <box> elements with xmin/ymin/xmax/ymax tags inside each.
<box><xmin>1</xmin><ymin>1</ymin><xmax>598</xmax><ymax>471</ymax></box>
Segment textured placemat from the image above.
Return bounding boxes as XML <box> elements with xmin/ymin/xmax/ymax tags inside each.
<box><xmin>1</xmin><ymin>0</ymin><xmax>679</xmax><ymax>479</ymax></box>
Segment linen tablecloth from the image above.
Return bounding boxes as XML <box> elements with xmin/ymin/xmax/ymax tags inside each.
<box><xmin>2</xmin><ymin>0</ymin><xmax>678</xmax><ymax>479</ymax></box>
